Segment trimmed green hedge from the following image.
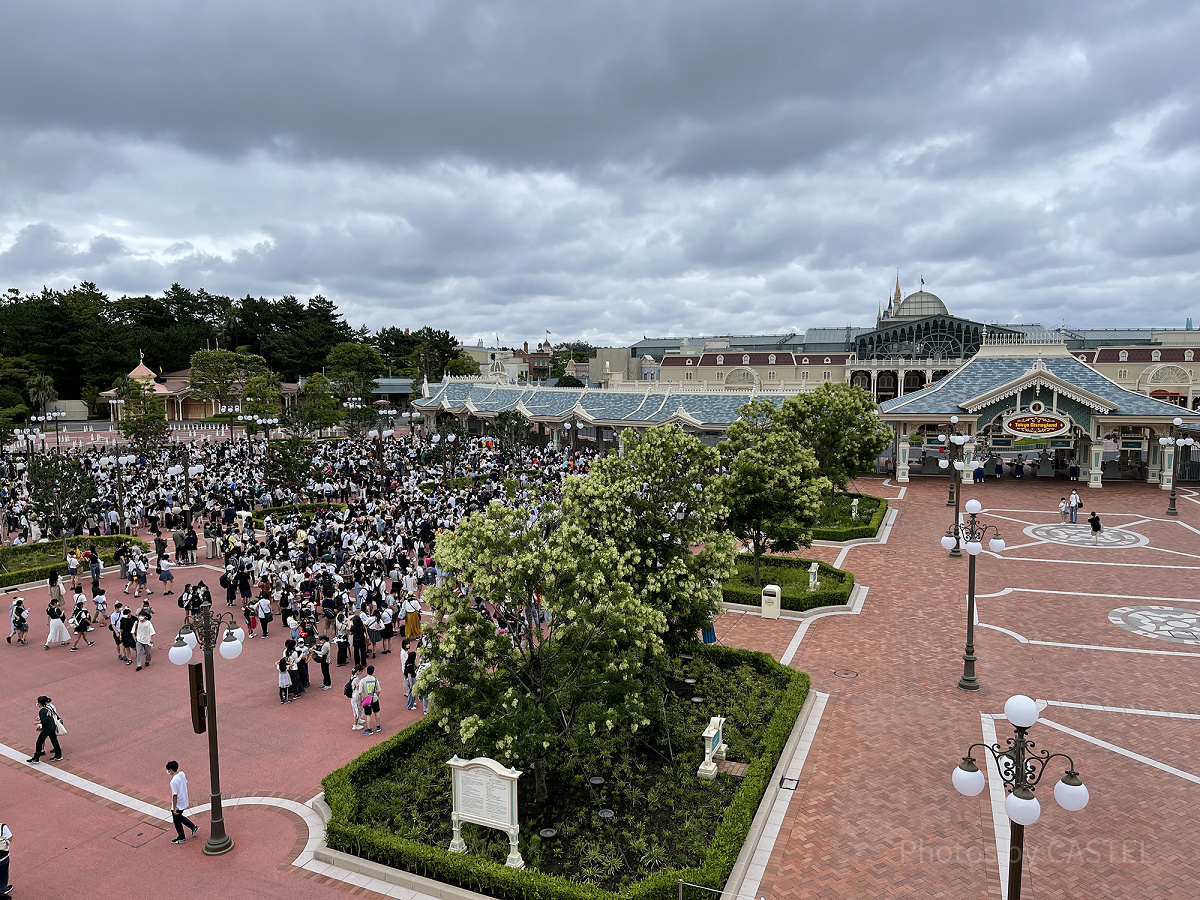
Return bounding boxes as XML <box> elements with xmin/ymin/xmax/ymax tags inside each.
<box><xmin>721</xmin><ymin>556</ymin><xmax>854</xmax><ymax>612</ymax></box>
<box><xmin>251</xmin><ymin>503</ymin><xmax>348</xmax><ymax>525</ymax></box>
<box><xmin>0</xmin><ymin>536</ymin><xmax>150</xmax><ymax>588</ymax></box>
<box><xmin>810</xmin><ymin>493</ymin><xmax>888</xmax><ymax>542</ymax></box>
<box><xmin>322</xmin><ymin>646</ymin><xmax>810</xmax><ymax>900</ymax></box>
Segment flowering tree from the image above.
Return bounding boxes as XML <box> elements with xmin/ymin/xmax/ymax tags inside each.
<box><xmin>563</xmin><ymin>425</ymin><xmax>737</xmax><ymax>647</ymax></box>
<box><xmin>419</xmin><ymin>504</ymin><xmax>663</xmax><ymax>801</ymax></box>
<box><xmin>774</xmin><ymin>383</ymin><xmax>891</xmax><ymax>493</ymax></box>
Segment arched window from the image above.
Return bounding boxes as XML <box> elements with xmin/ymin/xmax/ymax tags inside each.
<box><xmin>1186</xmin><ymin>350</ymin><xmax>1194</xmax><ymax>362</ymax></box>
<box><xmin>801</xmin><ymin>357</ymin><xmax>809</xmax><ymax>364</ymax></box>
<box><xmin>802</xmin><ymin>370</ymin><xmax>809</xmax><ymax>380</ymax></box>
<box><xmin>768</xmin><ymin>354</ymin><xmax>776</xmax><ymax>365</ymax></box>
<box><xmin>768</xmin><ymin>371</ymin><xmax>776</xmax><ymax>380</ymax></box>
<box><xmin>824</xmin><ymin>357</ymin><xmax>831</xmax><ymax>364</ymax></box>
<box><xmin>716</xmin><ymin>371</ymin><xmax>724</xmax><ymax>381</ymax></box>
<box><xmin>1152</xmin><ymin>350</ymin><xmax>1161</xmax><ymax>362</ymax></box>
<box><xmin>685</xmin><ymin>371</ymin><xmax>693</xmax><ymax>380</ymax></box>
<box><xmin>1119</xmin><ymin>351</ymin><xmax>1128</xmax><ymax>362</ymax></box>
<box><xmin>686</xmin><ymin>358</ymin><xmax>693</xmax><ymax>365</ymax></box>
<box><xmin>716</xmin><ymin>355</ymin><xmax>724</xmax><ymax>365</ymax></box>
<box><xmin>742</xmin><ymin>355</ymin><xmax>750</xmax><ymax>365</ymax></box>
<box><xmin>1118</xmin><ymin>369</ymin><xmax>1128</xmax><ymax>380</ymax></box>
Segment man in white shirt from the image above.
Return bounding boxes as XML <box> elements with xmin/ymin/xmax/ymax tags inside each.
<box><xmin>134</xmin><ymin>612</ymin><xmax>155</xmax><ymax>670</ymax></box>
<box><xmin>165</xmin><ymin>761</ymin><xmax>198</xmax><ymax>844</ymax></box>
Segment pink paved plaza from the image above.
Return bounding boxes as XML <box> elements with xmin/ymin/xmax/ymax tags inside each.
<box><xmin>3</xmin><ymin>475</ymin><xmax>1199</xmax><ymax>898</ymax></box>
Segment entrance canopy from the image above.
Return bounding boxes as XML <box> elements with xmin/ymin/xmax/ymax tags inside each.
<box><xmin>879</xmin><ymin>343</ymin><xmax>1199</xmax><ymax>488</ymax></box>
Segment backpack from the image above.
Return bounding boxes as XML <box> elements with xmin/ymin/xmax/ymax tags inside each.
<box><xmin>343</xmin><ymin>677</ymin><xmax>355</xmax><ymax>699</ymax></box>
<box><xmin>219</xmin><ymin>573</ymin><xmax>230</xmax><ymax>589</ymax></box>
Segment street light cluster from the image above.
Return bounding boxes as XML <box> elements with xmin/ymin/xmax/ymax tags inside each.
<box><xmin>953</xmin><ymin>695</ymin><xmax>1089</xmax><ymax>900</ymax></box>
<box><xmin>1159</xmin><ymin>416</ymin><xmax>1196</xmax><ymax>516</ymax></box>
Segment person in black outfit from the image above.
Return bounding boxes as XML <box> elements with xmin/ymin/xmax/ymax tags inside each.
<box><xmin>350</xmin><ymin>611</ymin><xmax>368</xmax><ymax>668</ymax></box>
<box><xmin>26</xmin><ymin>696</ymin><xmax>63</xmax><ymax>763</ymax></box>
<box><xmin>119</xmin><ymin>607</ymin><xmax>137</xmax><ymax>665</ymax></box>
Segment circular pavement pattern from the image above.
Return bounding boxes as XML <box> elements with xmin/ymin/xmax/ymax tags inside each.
<box><xmin>1023</xmin><ymin>522</ymin><xmax>1147</xmax><ymax>549</ymax></box>
<box><xmin>1109</xmin><ymin>606</ymin><xmax>1200</xmax><ymax>645</ymax></box>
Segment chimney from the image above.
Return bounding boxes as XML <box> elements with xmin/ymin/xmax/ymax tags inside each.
<box><xmin>523</xmin><ymin>341</ymin><xmax>529</xmax><ymax>352</ymax></box>
<box><xmin>477</xmin><ymin>338</ymin><xmax>484</xmax><ymax>346</ymax></box>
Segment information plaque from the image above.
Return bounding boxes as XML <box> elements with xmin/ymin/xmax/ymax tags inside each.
<box><xmin>447</xmin><ymin>756</ymin><xmax>524</xmax><ymax>868</ymax></box>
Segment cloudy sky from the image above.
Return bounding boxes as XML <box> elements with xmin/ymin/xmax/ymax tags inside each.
<box><xmin>2</xmin><ymin>1</ymin><xmax>1199</xmax><ymax>345</ymax></box>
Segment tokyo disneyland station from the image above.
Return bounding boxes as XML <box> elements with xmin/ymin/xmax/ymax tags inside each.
<box><xmin>418</xmin><ymin>279</ymin><xmax>1200</xmax><ymax>490</ymax></box>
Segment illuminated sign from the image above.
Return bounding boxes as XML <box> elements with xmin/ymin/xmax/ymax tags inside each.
<box><xmin>1003</xmin><ymin>413</ymin><xmax>1071</xmax><ymax>439</ymax></box>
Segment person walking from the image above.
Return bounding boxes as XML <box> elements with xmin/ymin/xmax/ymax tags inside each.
<box><xmin>165</xmin><ymin>761</ymin><xmax>198</xmax><ymax>844</ymax></box>
<box><xmin>350</xmin><ymin>610</ymin><xmax>368</xmax><ymax>668</ymax></box>
<box><xmin>135</xmin><ymin>610</ymin><xmax>155</xmax><ymax>670</ymax></box>
<box><xmin>277</xmin><ymin>657</ymin><xmax>292</xmax><ymax>703</ymax></box>
<box><xmin>69</xmin><ymin>600</ymin><xmax>95</xmax><ymax>651</ymax></box>
<box><xmin>1088</xmin><ymin>511</ymin><xmax>1103</xmax><ymax>545</ymax></box>
<box><xmin>1</xmin><ymin>819</ymin><xmax>12</xmax><ymax>896</ymax></box>
<box><xmin>346</xmin><ymin>665</ymin><xmax>366</xmax><ymax>730</ymax></box>
<box><xmin>1069</xmin><ymin>489</ymin><xmax>1081</xmax><ymax>524</ymax></box>
<box><xmin>9</xmin><ymin>599</ymin><xmax>29</xmax><ymax>645</ymax></box>
<box><xmin>1058</xmin><ymin>497</ymin><xmax>1069</xmax><ymax>523</ymax></box>
<box><xmin>44</xmin><ymin>599</ymin><xmax>71</xmax><ymax>650</ymax></box>
<box><xmin>119</xmin><ymin>606</ymin><xmax>138</xmax><ymax>666</ymax></box>
<box><xmin>25</xmin><ymin>696</ymin><xmax>63</xmax><ymax>764</ymax></box>
<box><xmin>255</xmin><ymin>593</ymin><xmax>272</xmax><ymax>638</ymax></box>
<box><xmin>402</xmin><ymin>639</ymin><xmax>418</xmax><ymax>710</ymax></box>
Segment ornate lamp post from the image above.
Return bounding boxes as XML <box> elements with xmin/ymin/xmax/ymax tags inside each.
<box><xmin>1159</xmin><ymin>416</ymin><xmax>1195</xmax><ymax>516</ymax></box>
<box><xmin>953</xmin><ymin>694</ymin><xmax>1089</xmax><ymax>900</ymax></box>
<box><xmin>168</xmin><ymin>598</ymin><xmax>245</xmax><ymax>855</ymax></box>
<box><xmin>100</xmin><ymin>454</ymin><xmax>137</xmax><ymax>534</ymax></box>
<box><xmin>941</xmin><ymin>498</ymin><xmax>1004</xmax><ymax>691</ymax></box>
<box><xmin>938</xmin><ymin>415</ymin><xmax>972</xmax><ymax>556</ymax></box>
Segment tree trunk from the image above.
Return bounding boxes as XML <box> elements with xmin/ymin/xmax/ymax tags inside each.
<box><xmin>533</xmin><ymin>755</ymin><xmax>548</xmax><ymax>802</ymax></box>
<box><xmin>752</xmin><ymin>546</ymin><xmax>761</xmax><ymax>587</ymax></box>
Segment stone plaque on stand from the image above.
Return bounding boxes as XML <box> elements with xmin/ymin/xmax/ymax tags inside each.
<box><xmin>447</xmin><ymin>756</ymin><xmax>524</xmax><ymax>868</ymax></box>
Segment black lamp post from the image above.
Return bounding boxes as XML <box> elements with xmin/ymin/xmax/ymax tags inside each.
<box><xmin>941</xmin><ymin>499</ymin><xmax>1004</xmax><ymax>691</ymax></box>
<box><xmin>938</xmin><ymin>415</ymin><xmax>972</xmax><ymax>556</ymax></box>
<box><xmin>953</xmin><ymin>694</ymin><xmax>1089</xmax><ymax>900</ymax></box>
<box><xmin>1159</xmin><ymin>416</ymin><xmax>1195</xmax><ymax>516</ymax></box>
<box><xmin>168</xmin><ymin>599</ymin><xmax>245</xmax><ymax>856</ymax></box>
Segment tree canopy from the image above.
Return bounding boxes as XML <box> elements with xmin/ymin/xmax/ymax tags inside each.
<box><xmin>774</xmin><ymin>383</ymin><xmax>891</xmax><ymax>492</ymax></box>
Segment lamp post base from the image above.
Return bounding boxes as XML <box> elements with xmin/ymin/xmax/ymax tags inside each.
<box><xmin>958</xmin><ymin>654</ymin><xmax>980</xmax><ymax>691</ymax></box>
<box><xmin>203</xmin><ymin>834</ymin><xmax>234</xmax><ymax>856</ymax></box>
<box><xmin>948</xmin><ymin>548</ymin><xmax>962</xmax><ymax>558</ymax></box>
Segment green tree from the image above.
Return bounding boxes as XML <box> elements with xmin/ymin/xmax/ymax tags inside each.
<box><xmin>720</xmin><ymin>400</ymin><xmax>830</xmax><ymax>586</ymax></box>
<box><xmin>325</xmin><ymin>342</ymin><xmax>385</xmax><ymax>400</ymax></box>
<box><xmin>188</xmin><ymin>349</ymin><xmax>269</xmax><ymax>425</ymax></box>
<box><xmin>491</xmin><ymin>410</ymin><xmax>533</xmax><ymax>447</ymax></box>
<box><xmin>339</xmin><ymin>403</ymin><xmax>379</xmax><ymax>438</ymax></box>
<box><xmin>25</xmin><ymin>372</ymin><xmax>57</xmax><ymax>415</ymax></box>
<box><xmin>555</xmin><ymin>373</ymin><xmax>586</xmax><ymax>388</ymax></box>
<box><xmin>264</xmin><ymin>436</ymin><xmax>316</xmax><ymax>506</ymax></box>
<box><xmin>281</xmin><ymin>373</ymin><xmax>340</xmax><ymax>437</ymax></box>
<box><xmin>116</xmin><ymin>381</ymin><xmax>169</xmax><ymax>457</ymax></box>
<box><xmin>419</xmin><ymin>503</ymin><xmax>663</xmax><ymax>802</ymax></box>
<box><xmin>562</xmin><ymin>425</ymin><xmax>737</xmax><ymax>647</ymax></box>
<box><xmin>774</xmin><ymin>382</ymin><xmax>891</xmax><ymax>493</ymax></box>
<box><xmin>240</xmin><ymin>373</ymin><xmax>283</xmax><ymax>436</ymax></box>
<box><xmin>26</xmin><ymin>453</ymin><xmax>99</xmax><ymax>557</ymax></box>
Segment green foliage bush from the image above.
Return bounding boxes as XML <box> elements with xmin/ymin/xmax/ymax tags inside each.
<box><xmin>809</xmin><ymin>493</ymin><xmax>887</xmax><ymax>542</ymax></box>
<box><xmin>721</xmin><ymin>557</ymin><xmax>854</xmax><ymax>612</ymax></box>
<box><xmin>0</xmin><ymin>535</ymin><xmax>150</xmax><ymax>587</ymax></box>
<box><xmin>322</xmin><ymin>646</ymin><xmax>810</xmax><ymax>900</ymax></box>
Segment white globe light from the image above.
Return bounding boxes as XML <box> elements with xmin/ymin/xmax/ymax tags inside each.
<box><xmin>232</xmin><ymin>627</ymin><xmax>246</xmax><ymax>643</ymax></box>
<box><xmin>1005</xmin><ymin>694</ymin><xmax>1040</xmax><ymax>728</ymax></box>
<box><xmin>939</xmin><ymin>459</ymin><xmax>949</xmax><ymax>469</ymax></box>
<box><xmin>1160</xmin><ymin>437</ymin><xmax>1171</xmax><ymax>446</ymax></box>
<box><xmin>952</xmin><ymin>761</ymin><xmax>986</xmax><ymax>797</ymax></box>
<box><xmin>1174</xmin><ymin>416</ymin><xmax>1184</xmax><ymax>426</ymax></box>
<box><xmin>989</xmin><ymin>537</ymin><xmax>1006</xmax><ymax>553</ymax></box>
<box><xmin>964</xmin><ymin>499</ymin><xmax>982</xmax><ymax>515</ymax></box>
<box><xmin>1054</xmin><ymin>774</ymin><xmax>1090</xmax><ymax>811</ymax></box>
<box><xmin>182</xmin><ymin>628</ymin><xmax>198</xmax><ymax>649</ymax></box>
<box><xmin>1005</xmin><ymin>790</ymin><xmax>1042</xmax><ymax>826</ymax></box>
<box><xmin>219</xmin><ymin>634</ymin><xmax>243</xmax><ymax>660</ymax></box>
<box><xmin>954</xmin><ymin>460</ymin><xmax>965</xmax><ymax>470</ymax></box>
<box><xmin>168</xmin><ymin>641</ymin><xmax>193</xmax><ymax>666</ymax></box>
<box><xmin>965</xmin><ymin>540</ymin><xmax>983</xmax><ymax>556</ymax></box>
<box><xmin>938</xmin><ymin>433</ymin><xmax>947</xmax><ymax>443</ymax></box>
<box><xmin>941</xmin><ymin>534</ymin><xmax>957</xmax><ymax>551</ymax></box>
<box><xmin>950</xmin><ymin>415</ymin><xmax>959</xmax><ymax>424</ymax></box>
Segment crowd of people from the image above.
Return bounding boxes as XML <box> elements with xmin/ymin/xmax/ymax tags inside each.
<box><xmin>4</xmin><ymin>425</ymin><xmax>596</xmax><ymax>733</ymax></box>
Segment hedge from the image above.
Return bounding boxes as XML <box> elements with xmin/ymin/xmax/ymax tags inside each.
<box><xmin>252</xmin><ymin>503</ymin><xmax>348</xmax><ymax>525</ymax></box>
<box><xmin>321</xmin><ymin>646</ymin><xmax>810</xmax><ymax>900</ymax></box>
<box><xmin>721</xmin><ymin>556</ymin><xmax>854</xmax><ymax>613</ymax></box>
<box><xmin>0</xmin><ymin>535</ymin><xmax>150</xmax><ymax>589</ymax></box>
<box><xmin>810</xmin><ymin>494</ymin><xmax>888</xmax><ymax>542</ymax></box>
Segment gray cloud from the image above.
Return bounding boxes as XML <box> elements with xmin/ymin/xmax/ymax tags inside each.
<box><xmin>1</xmin><ymin>0</ymin><xmax>1199</xmax><ymax>345</ymax></box>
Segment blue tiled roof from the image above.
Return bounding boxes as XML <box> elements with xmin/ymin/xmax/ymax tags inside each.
<box><xmin>880</xmin><ymin>354</ymin><xmax>1198</xmax><ymax>419</ymax></box>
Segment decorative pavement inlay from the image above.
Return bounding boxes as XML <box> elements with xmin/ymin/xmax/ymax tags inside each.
<box><xmin>1109</xmin><ymin>605</ymin><xmax>1200</xmax><ymax>645</ymax></box>
<box><xmin>1024</xmin><ymin>522</ymin><xmax>1147</xmax><ymax>549</ymax></box>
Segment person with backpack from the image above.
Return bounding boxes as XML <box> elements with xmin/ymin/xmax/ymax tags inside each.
<box><xmin>357</xmin><ymin>665</ymin><xmax>382</xmax><ymax>735</ymax></box>
<box><xmin>345</xmin><ymin>664</ymin><xmax>366</xmax><ymax>729</ymax></box>
<box><xmin>312</xmin><ymin>635</ymin><xmax>332</xmax><ymax>690</ymax></box>
<box><xmin>69</xmin><ymin>599</ymin><xmax>94</xmax><ymax>651</ymax></box>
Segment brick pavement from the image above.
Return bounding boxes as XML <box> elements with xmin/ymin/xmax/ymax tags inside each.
<box><xmin>741</xmin><ymin>475</ymin><xmax>1200</xmax><ymax>899</ymax></box>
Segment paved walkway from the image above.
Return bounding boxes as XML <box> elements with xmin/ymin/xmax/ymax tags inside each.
<box><xmin>3</xmin><ymin>476</ymin><xmax>1199</xmax><ymax>898</ymax></box>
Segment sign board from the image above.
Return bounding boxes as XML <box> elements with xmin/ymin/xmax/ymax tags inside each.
<box><xmin>447</xmin><ymin>756</ymin><xmax>524</xmax><ymax>868</ymax></box>
<box><xmin>1120</xmin><ymin>439</ymin><xmax>1148</xmax><ymax>451</ymax></box>
<box><xmin>1048</xmin><ymin>439</ymin><xmax>1074</xmax><ymax>449</ymax></box>
<box><xmin>989</xmin><ymin>438</ymin><xmax>1014</xmax><ymax>449</ymax></box>
<box><xmin>698</xmin><ymin>716</ymin><xmax>727</xmax><ymax>781</ymax></box>
<box><xmin>1002</xmin><ymin>412</ymin><xmax>1072</xmax><ymax>439</ymax></box>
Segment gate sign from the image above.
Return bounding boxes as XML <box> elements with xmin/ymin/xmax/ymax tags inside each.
<box><xmin>1003</xmin><ymin>412</ymin><xmax>1071</xmax><ymax>439</ymax></box>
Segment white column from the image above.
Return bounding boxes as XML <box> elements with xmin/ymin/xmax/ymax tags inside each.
<box><xmin>1088</xmin><ymin>442</ymin><xmax>1104</xmax><ymax>489</ymax></box>
<box><xmin>1147</xmin><ymin>441</ymin><xmax>1162</xmax><ymax>483</ymax></box>
<box><xmin>897</xmin><ymin>435</ymin><xmax>911</xmax><ymax>483</ymax></box>
<box><xmin>961</xmin><ymin>442</ymin><xmax>976</xmax><ymax>485</ymax></box>
<box><xmin>1161</xmin><ymin>445</ymin><xmax>1176</xmax><ymax>492</ymax></box>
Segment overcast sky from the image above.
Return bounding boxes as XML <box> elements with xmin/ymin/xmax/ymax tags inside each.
<box><xmin>2</xmin><ymin>1</ymin><xmax>1199</xmax><ymax>346</ymax></box>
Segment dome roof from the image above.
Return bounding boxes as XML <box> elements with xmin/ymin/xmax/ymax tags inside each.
<box><xmin>894</xmin><ymin>290</ymin><xmax>948</xmax><ymax>319</ymax></box>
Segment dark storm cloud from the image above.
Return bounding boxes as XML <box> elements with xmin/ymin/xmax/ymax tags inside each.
<box><xmin>1</xmin><ymin>0</ymin><xmax>1199</xmax><ymax>344</ymax></box>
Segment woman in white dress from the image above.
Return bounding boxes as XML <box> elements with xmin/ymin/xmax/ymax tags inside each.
<box><xmin>44</xmin><ymin>599</ymin><xmax>72</xmax><ymax>648</ymax></box>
